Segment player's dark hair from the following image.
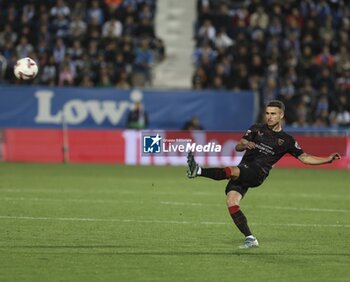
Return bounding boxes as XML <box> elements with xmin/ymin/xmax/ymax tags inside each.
<box><xmin>266</xmin><ymin>100</ymin><xmax>285</xmax><ymax>112</ymax></box>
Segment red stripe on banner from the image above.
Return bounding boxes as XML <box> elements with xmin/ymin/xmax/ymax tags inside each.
<box><xmin>4</xmin><ymin>129</ymin><xmax>63</xmax><ymax>162</ymax></box>
<box><xmin>4</xmin><ymin>129</ymin><xmax>126</xmax><ymax>163</ymax></box>
<box><xmin>3</xmin><ymin>129</ymin><xmax>350</xmax><ymax>169</ymax></box>
<box><xmin>68</xmin><ymin>130</ymin><xmax>125</xmax><ymax>163</ymax></box>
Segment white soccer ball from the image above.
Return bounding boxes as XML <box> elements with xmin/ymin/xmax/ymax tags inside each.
<box><xmin>14</xmin><ymin>57</ymin><xmax>38</xmax><ymax>80</ymax></box>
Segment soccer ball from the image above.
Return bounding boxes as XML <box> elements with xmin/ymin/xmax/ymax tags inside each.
<box><xmin>14</xmin><ymin>57</ymin><xmax>38</xmax><ymax>80</ymax></box>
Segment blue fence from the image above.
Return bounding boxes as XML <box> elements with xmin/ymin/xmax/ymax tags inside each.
<box><xmin>0</xmin><ymin>86</ymin><xmax>255</xmax><ymax>131</ymax></box>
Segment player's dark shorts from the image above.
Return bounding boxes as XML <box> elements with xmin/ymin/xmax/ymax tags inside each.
<box><xmin>225</xmin><ymin>163</ymin><xmax>268</xmax><ymax>197</ymax></box>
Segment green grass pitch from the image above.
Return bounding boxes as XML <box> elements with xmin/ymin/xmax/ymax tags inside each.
<box><xmin>0</xmin><ymin>163</ymin><xmax>349</xmax><ymax>282</ymax></box>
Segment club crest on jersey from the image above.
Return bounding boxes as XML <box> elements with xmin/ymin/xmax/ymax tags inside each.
<box><xmin>278</xmin><ymin>138</ymin><xmax>284</xmax><ymax>145</ymax></box>
<box><xmin>295</xmin><ymin>141</ymin><xmax>301</xmax><ymax>149</ymax></box>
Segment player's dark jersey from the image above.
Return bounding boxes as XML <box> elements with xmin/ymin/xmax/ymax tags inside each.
<box><xmin>240</xmin><ymin>123</ymin><xmax>304</xmax><ymax>176</ymax></box>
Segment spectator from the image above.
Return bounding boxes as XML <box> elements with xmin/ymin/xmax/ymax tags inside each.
<box><xmin>316</xmin><ymin>0</ymin><xmax>332</xmax><ymax>24</ymax></box>
<box><xmin>52</xmin><ymin>13</ymin><xmax>70</xmax><ymax>38</ymax></box>
<box><xmin>292</xmin><ymin>101</ymin><xmax>309</xmax><ymax>128</ymax></box>
<box><xmin>286</xmin><ymin>8</ymin><xmax>304</xmax><ymax>30</ymax></box>
<box><xmin>211</xmin><ymin>76</ymin><xmax>225</xmax><ymax>90</ymax></box>
<box><xmin>67</xmin><ymin>40</ymin><xmax>84</xmax><ymax>62</ymax></box>
<box><xmin>105</xmin><ymin>0</ymin><xmax>122</xmax><ymax>14</ymax></box>
<box><xmin>80</xmin><ymin>75</ymin><xmax>94</xmax><ymax>88</ymax></box>
<box><xmin>197</xmin><ymin>20</ymin><xmax>216</xmax><ymax>42</ymax></box>
<box><xmin>0</xmin><ymin>54</ymin><xmax>7</xmax><ymax>81</ymax></box>
<box><xmin>214</xmin><ymin>27</ymin><xmax>234</xmax><ymax>49</ymax></box>
<box><xmin>268</xmin><ymin>17</ymin><xmax>283</xmax><ymax>36</ymax></box>
<box><xmin>50</xmin><ymin>0</ymin><xmax>70</xmax><ymax>18</ymax></box>
<box><xmin>0</xmin><ymin>24</ymin><xmax>17</xmax><ymax>47</ymax></box>
<box><xmin>16</xmin><ymin>36</ymin><xmax>33</xmax><ymax>59</ymax></box>
<box><xmin>115</xmin><ymin>70</ymin><xmax>131</xmax><ymax>89</ymax></box>
<box><xmin>123</xmin><ymin>16</ymin><xmax>137</xmax><ymax>36</ymax></box>
<box><xmin>136</xmin><ymin>18</ymin><xmax>155</xmax><ymax>38</ymax></box>
<box><xmin>138</xmin><ymin>4</ymin><xmax>154</xmax><ymax>21</ymax></box>
<box><xmin>3</xmin><ymin>4</ymin><xmax>19</xmax><ymax>32</ymax></box>
<box><xmin>250</xmin><ymin>5</ymin><xmax>269</xmax><ymax>30</ymax></box>
<box><xmin>329</xmin><ymin>94</ymin><xmax>350</xmax><ymax>127</ymax></box>
<box><xmin>69</xmin><ymin>14</ymin><xmax>87</xmax><ymax>39</ymax></box>
<box><xmin>192</xmin><ymin>1</ymin><xmax>350</xmax><ymax>127</ymax></box>
<box><xmin>1</xmin><ymin>41</ymin><xmax>14</xmax><ymax>62</ymax></box>
<box><xmin>59</xmin><ymin>62</ymin><xmax>74</xmax><ymax>86</ymax></box>
<box><xmin>250</xmin><ymin>54</ymin><xmax>264</xmax><ymax>77</ymax></box>
<box><xmin>314</xmin><ymin>46</ymin><xmax>334</xmax><ymax>68</ymax></box>
<box><xmin>193</xmin><ymin>41</ymin><xmax>216</xmax><ymax>67</ymax></box>
<box><xmin>134</xmin><ymin>39</ymin><xmax>154</xmax><ymax>85</ymax></box>
<box><xmin>336</xmin><ymin>67</ymin><xmax>350</xmax><ymax>90</ymax></box>
<box><xmin>127</xmin><ymin>101</ymin><xmax>148</xmax><ymax>129</ymax></box>
<box><xmin>192</xmin><ymin>66</ymin><xmax>207</xmax><ymax>89</ymax></box>
<box><xmin>315</xmin><ymin>93</ymin><xmax>329</xmax><ymax>118</ymax></box>
<box><xmin>214</xmin><ymin>3</ymin><xmax>232</xmax><ymax>31</ymax></box>
<box><xmin>183</xmin><ymin>116</ymin><xmax>204</xmax><ymax>130</ymax></box>
<box><xmin>70</xmin><ymin>1</ymin><xmax>85</xmax><ymax>20</ymax></box>
<box><xmin>0</xmin><ymin>0</ymin><xmax>163</xmax><ymax>89</ymax></box>
<box><xmin>53</xmin><ymin>38</ymin><xmax>66</xmax><ymax>64</ymax></box>
<box><xmin>40</xmin><ymin>55</ymin><xmax>58</xmax><ymax>85</ymax></box>
<box><xmin>233</xmin><ymin>64</ymin><xmax>250</xmax><ymax>90</ymax></box>
<box><xmin>87</xmin><ymin>0</ymin><xmax>104</xmax><ymax>25</ymax></box>
<box><xmin>152</xmin><ymin>37</ymin><xmax>165</xmax><ymax>62</ymax></box>
<box><xmin>313</xmin><ymin>110</ymin><xmax>329</xmax><ymax>128</ymax></box>
<box><xmin>334</xmin><ymin>45</ymin><xmax>349</xmax><ymax>74</ymax></box>
<box><xmin>298</xmin><ymin>45</ymin><xmax>315</xmax><ymax>78</ymax></box>
<box><xmin>261</xmin><ymin>77</ymin><xmax>279</xmax><ymax>106</ymax></box>
<box><xmin>102</xmin><ymin>17</ymin><xmax>123</xmax><ymax>38</ymax></box>
<box><xmin>97</xmin><ymin>67</ymin><xmax>113</xmax><ymax>87</ymax></box>
<box><xmin>22</xmin><ymin>3</ymin><xmax>36</xmax><ymax>24</ymax></box>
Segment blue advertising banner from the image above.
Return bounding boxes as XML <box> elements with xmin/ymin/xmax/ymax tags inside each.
<box><xmin>0</xmin><ymin>86</ymin><xmax>255</xmax><ymax>130</ymax></box>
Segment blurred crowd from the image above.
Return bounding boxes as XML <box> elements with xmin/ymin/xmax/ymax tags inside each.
<box><xmin>193</xmin><ymin>0</ymin><xmax>350</xmax><ymax>128</ymax></box>
<box><xmin>0</xmin><ymin>0</ymin><xmax>165</xmax><ymax>88</ymax></box>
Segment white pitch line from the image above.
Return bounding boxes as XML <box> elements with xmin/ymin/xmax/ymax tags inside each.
<box><xmin>0</xmin><ymin>215</ymin><xmax>194</xmax><ymax>225</ymax></box>
<box><xmin>0</xmin><ymin>188</ymin><xmax>218</xmax><ymax>197</ymax></box>
<box><xmin>0</xmin><ymin>215</ymin><xmax>349</xmax><ymax>228</ymax></box>
<box><xmin>253</xmin><ymin>223</ymin><xmax>350</xmax><ymax>228</ymax></box>
<box><xmin>0</xmin><ymin>196</ymin><xmax>135</xmax><ymax>205</ymax></box>
<box><xmin>2</xmin><ymin>188</ymin><xmax>350</xmax><ymax>200</ymax></box>
<box><xmin>253</xmin><ymin>192</ymin><xmax>350</xmax><ymax>200</ymax></box>
<box><xmin>258</xmin><ymin>205</ymin><xmax>350</xmax><ymax>213</ymax></box>
<box><xmin>1</xmin><ymin>197</ymin><xmax>349</xmax><ymax>213</ymax></box>
<box><xmin>160</xmin><ymin>201</ymin><xmax>350</xmax><ymax>213</ymax></box>
<box><xmin>160</xmin><ymin>201</ymin><xmax>205</xmax><ymax>206</ymax></box>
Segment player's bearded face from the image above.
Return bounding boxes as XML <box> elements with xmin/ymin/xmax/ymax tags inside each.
<box><xmin>265</xmin><ymin>107</ymin><xmax>284</xmax><ymax>128</ymax></box>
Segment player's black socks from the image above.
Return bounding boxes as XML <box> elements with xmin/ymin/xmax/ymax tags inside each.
<box><xmin>228</xmin><ymin>205</ymin><xmax>252</xmax><ymax>237</ymax></box>
<box><xmin>200</xmin><ymin>167</ymin><xmax>231</xmax><ymax>180</ymax></box>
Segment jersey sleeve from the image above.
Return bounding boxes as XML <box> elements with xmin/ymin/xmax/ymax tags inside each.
<box><xmin>241</xmin><ymin>124</ymin><xmax>259</xmax><ymax>141</ymax></box>
<box><xmin>288</xmin><ymin>137</ymin><xmax>304</xmax><ymax>158</ymax></box>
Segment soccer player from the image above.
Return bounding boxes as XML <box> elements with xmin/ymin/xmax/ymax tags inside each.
<box><xmin>186</xmin><ymin>100</ymin><xmax>341</xmax><ymax>249</ymax></box>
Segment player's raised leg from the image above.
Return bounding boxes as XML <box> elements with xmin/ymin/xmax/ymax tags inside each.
<box><xmin>186</xmin><ymin>151</ymin><xmax>235</xmax><ymax>180</ymax></box>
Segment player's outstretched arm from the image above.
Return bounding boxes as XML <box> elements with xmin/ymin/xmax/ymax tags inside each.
<box><xmin>235</xmin><ymin>138</ymin><xmax>256</xmax><ymax>152</ymax></box>
<box><xmin>298</xmin><ymin>153</ymin><xmax>341</xmax><ymax>165</ymax></box>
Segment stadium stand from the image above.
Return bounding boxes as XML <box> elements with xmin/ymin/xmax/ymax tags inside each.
<box><xmin>1</xmin><ymin>0</ymin><xmax>349</xmax><ymax>129</ymax></box>
<box><xmin>0</xmin><ymin>0</ymin><xmax>165</xmax><ymax>87</ymax></box>
<box><xmin>194</xmin><ymin>0</ymin><xmax>350</xmax><ymax>127</ymax></box>
<box><xmin>153</xmin><ymin>0</ymin><xmax>195</xmax><ymax>89</ymax></box>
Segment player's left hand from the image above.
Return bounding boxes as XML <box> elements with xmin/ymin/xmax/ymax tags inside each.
<box><xmin>329</xmin><ymin>153</ymin><xmax>341</xmax><ymax>163</ymax></box>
